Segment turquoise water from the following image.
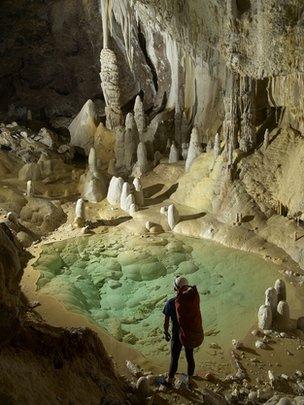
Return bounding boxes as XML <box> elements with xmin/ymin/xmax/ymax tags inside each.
<box><xmin>34</xmin><ymin>231</ymin><xmax>293</xmax><ymax>363</ymax></box>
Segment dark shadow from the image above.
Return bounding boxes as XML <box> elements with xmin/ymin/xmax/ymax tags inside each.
<box><xmin>89</xmin><ymin>216</ymin><xmax>131</xmax><ymax>230</ymax></box>
<box><xmin>143</xmin><ymin>183</ymin><xmax>164</xmax><ymax>198</ymax></box>
<box><xmin>241</xmin><ymin>215</ymin><xmax>255</xmax><ymax>223</ymax></box>
<box><xmin>145</xmin><ymin>184</ymin><xmax>178</xmax><ymax>205</ymax></box>
<box><xmin>179</xmin><ymin>212</ymin><xmax>206</xmax><ymax>222</ymax></box>
<box><xmin>240</xmin><ymin>346</ymin><xmax>260</xmax><ymax>356</ymax></box>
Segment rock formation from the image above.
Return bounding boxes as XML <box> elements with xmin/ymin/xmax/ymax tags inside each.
<box><xmin>74</xmin><ymin>198</ymin><xmax>86</xmax><ymax>228</ymax></box>
<box><xmin>258</xmin><ymin>304</ymin><xmax>273</xmax><ymax>330</ymax></box>
<box><xmin>169</xmin><ymin>143</ymin><xmax>179</xmax><ymax>164</ymax></box>
<box><xmin>133</xmin><ymin>178</ymin><xmax>144</xmax><ymax>207</ymax></box>
<box><xmin>68</xmin><ymin>100</ymin><xmax>98</xmax><ymax>155</ymax></box>
<box><xmin>167</xmin><ymin>204</ymin><xmax>180</xmax><ymax>230</ymax></box>
<box><xmin>185</xmin><ymin>128</ymin><xmax>202</xmax><ymax>171</ymax></box>
<box><xmin>81</xmin><ymin>147</ymin><xmax>107</xmax><ymax>203</ymax></box>
<box><xmin>107</xmin><ymin>176</ymin><xmax>124</xmax><ymax>206</ymax></box>
<box><xmin>214</xmin><ymin>133</ymin><xmax>221</xmax><ymax>158</ymax></box>
<box><xmin>26</xmin><ymin>180</ymin><xmax>33</xmax><ymax>197</ymax></box>
<box><xmin>134</xmin><ymin>95</ymin><xmax>146</xmax><ymax>137</ymax></box>
<box><xmin>132</xmin><ymin>142</ymin><xmax>149</xmax><ymax>177</ymax></box>
<box><xmin>274</xmin><ymin>279</ymin><xmax>286</xmax><ymax>302</ymax></box>
<box><xmin>265</xmin><ymin>287</ymin><xmax>278</xmax><ymax>317</ymax></box>
<box><xmin>120</xmin><ymin>182</ymin><xmax>131</xmax><ymax>211</ymax></box>
<box><xmin>100</xmin><ymin>49</ymin><xmax>123</xmax><ymax>130</ymax></box>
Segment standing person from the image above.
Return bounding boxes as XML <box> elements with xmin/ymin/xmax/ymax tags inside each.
<box><xmin>163</xmin><ymin>276</ymin><xmax>204</xmax><ymax>388</ymax></box>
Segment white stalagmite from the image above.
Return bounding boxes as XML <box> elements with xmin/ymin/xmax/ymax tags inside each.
<box><xmin>125</xmin><ymin>193</ymin><xmax>135</xmax><ymax>212</ymax></box>
<box><xmin>68</xmin><ymin>100</ymin><xmax>97</xmax><ymax>155</ymax></box>
<box><xmin>277</xmin><ymin>301</ymin><xmax>290</xmax><ymax>324</ymax></box>
<box><xmin>124</xmin><ymin>128</ymin><xmax>138</xmax><ymax>172</ymax></box>
<box><xmin>134</xmin><ymin>95</ymin><xmax>146</xmax><ymax>136</ymax></box>
<box><xmin>107</xmin><ymin>176</ymin><xmax>124</xmax><ymax>205</ymax></box>
<box><xmin>75</xmin><ymin>198</ymin><xmax>85</xmax><ymax>219</ymax></box>
<box><xmin>26</xmin><ymin>180</ymin><xmax>33</xmax><ymax>197</ymax></box>
<box><xmin>181</xmin><ymin>143</ymin><xmax>189</xmax><ymax>160</ymax></box>
<box><xmin>129</xmin><ymin>203</ymin><xmax>137</xmax><ymax>215</ymax></box>
<box><xmin>258</xmin><ymin>304</ymin><xmax>273</xmax><ymax>330</ymax></box>
<box><xmin>167</xmin><ymin>204</ymin><xmax>180</xmax><ymax>230</ymax></box>
<box><xmin>133</xmin><ymin>177</ymin><xmax>144</xmax><ymax>207</ymax></box>
<box><xmin>132</xmin><ymin>142</ymin><xmax>149</xmax><ymax>177</ymax></box>
<box><xmin>100</xmin><ymin>48</ymin><xmax>123</xmax><ymax>130</ymax></box>
<box><xmin>74</xmin><ymin>198</ymin><xmax>85</xmax><ymax>228</ymax></box>
<box><xmin>88</xmin><ymin>147</ymin><xmax>98</xmax><ymax>177</ymax></box>
<box><xmin>120</xmin><ymin>182</ymin><xmax>130</xmax><ymax>211</ymax></box>
<box><xmin>274</xmin><ymin>279</ymin><xmax>286</xmax><ymax>302</ymax></box>
<box><xmin>265</xmin><ymin>287</ymin><xmax>278</xmax><ymax>317</ymax></box>
<box><xmin>263</xmin><ymin>129</ymin><xmax>270</xmax><ymax>150</ymax></box>
<box><xmin>185</xmin><ymin>127</ymin><xmax>202</xmax><ymax>171</ymax></box>
<box><xmin>214</xmin><ymin>133</ymin><xmax>221</xmax><ymax>157</ymax></box>
<box><xmin>169</xmin><ymin>143</ymin><xmax>179</xmax><ymax>163</ymax></box>
<box><xmin>125</xmin><ymin>112</ymin><xmax>136</xmax><ymax>131</ymax></box>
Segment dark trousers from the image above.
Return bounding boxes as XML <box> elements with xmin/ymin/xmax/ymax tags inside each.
<box><xmin>168</xmin><ymin>338</ymin><xmax>195</xmax><ymax>378</ymax></box>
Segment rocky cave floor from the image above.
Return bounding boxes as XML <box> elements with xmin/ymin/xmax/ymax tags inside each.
<box><xmin>0</xmin><ymin>115</ymin><xmax>304</xmax><ymax>404</ymax></box>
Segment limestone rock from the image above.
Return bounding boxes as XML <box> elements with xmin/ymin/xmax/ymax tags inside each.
<box><xmin>107</xmin><ymin>177</ymin><xmax>124</xmax><ymax>206</ymax></box>
<box><xmin>258</xmin><ymin>304</ymin><xmax>273</xmax><ymax>330</ymax></box>
<box><xmin>20</xmin><ymin>198</ymin><xmax>66</xmax><ymax>236</ymax></box>
<box><xmin>185</xmin><ymin>127</ymin><xmax>202</xmax><ymax>171</ymax></box>
<box><xmin>93</xmin><ymin>122</ymin><xmax>116</xmax><ymax>166</ymax></box>
<box><xmin>125</xmin><ymin>194</ymin><xmax>135</xmax><ymax>212</ymax></box>
<box><xmin>75</xmin><ymin>198</ymin><xmax>85</xmax><ymax>226</ymax></box>
<box><xmin>68</xmin><ymin>99</ymin><xmax>97</xmax><ymax>155</ymax></box>
<box><xmin>167</xmin><ymin>204</ymin><xmax>180</xmax><ymax>230</ymax></box>
<box><xmin>37</xmin><ymin>127</ymin><xmax>58</xmax><ymax>149</ymax></box>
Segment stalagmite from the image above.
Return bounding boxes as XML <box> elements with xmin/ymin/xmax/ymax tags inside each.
<box><xmin>68</xmin><ymin>100</ymin><xmax>97</xmax><ymax>155</ymax></box>
<box><xmin>274</xmin><ymin>279</ymin><xmax>286</xmax><ymax>302</ymax></box>
<box><xmin>107</xmin><ymin>176</ymin><xmax>124</xmax><ymax>205</ymax></box>
<box><xmin>120</xmin><ymin>182</ymin><xmax>130</xmax><ymax>211</ymax></box>
<box><xmin>167</xmin><ymin>204</ymin><xmax>180</xmax><ymax>230</ymax></box>
<box><xmin>132</xmin><ymin>142</ymin><xmax>149</xmax><ymax>177</ymax></box>
<box><xmin>258</xmin><ymin>304</ymin><xmax>273</xmax><ymax>330</ymax></box>
<box><xmin>26</xmin><ymin>180</ymin><xmax>33</xmax><ymax>197</ymax></box>
<box><xmin>88</xmin><ymin>147</ymin><xmax>98</xmax><ymax>177</ymax></box>
<box><xmin>214</xmin><ymin>133</ymin><xmax>221</xmax><ymax>158</ymax></box>
<box><xmin>263</xmin><ymin>129</ymin><xmax>270</xmax><ymax>150</ymax></box>
<box><xmin>185</xmin><ymin>128</ymin><xmax>202</xmax><ymax>171</ymax></box>
<box><xmin>74</xmin><ymin>198</ymin><xmax>85</xmax><ymax>228</ymax></box>
<box><xmin>115</xmin><ymin>127</ymin><xmax>125</xmax><ymax>171</ymax></box>
<box><xmin>129</xmin><ymin>203</ymin><xmax>137</xmax><ymax>215</ymax></box>
<box><xmin>265</xmin><ymin>287</ymin><xmax>278</xmax><ymax>317</ymax></box>
<box><xmin>100</xmin><ymin>49</ymin><xmax>123</xmax><ymax>130</ymax></box>
<box><xmin>133</xmin><ymin>178</ymin><xmax>144</xmax><ymax>207</ymax></box>
<box><xmin>81</xmin><ymin>146</ymin><xmax>107</xmax><ymax>203</ymax></box>
<box><xmin>169</xmin><ymin>143</ymin><xmax>179</xmax><ymax>163</ymax></box>
<box><xmin>277</xmin><ymin>301</ymin><xmax>290</xmax><ymax>328</ymax></box>
<box><xmin>182</xmin><ymin>143</ymin><xmax>189</xmax><ymax>161</ymax></box>
<box><xmin>134</xmin><ymin>95</ymin><xmax>146</xmax><ymax>137</ymax></box>
<box><xmin>125</xmin><ymin>193</ymin><xmax>135</xmax><ymax>212</ymax></box>
<box><xmin>124</xmin><ymin>115</ymin><xmax>139</xmax><ymax>172</ymax></box>
<box><xmin>206</xmin><ymin>140</ymin><xmax>213</xmax><ymax>153</ymax></box>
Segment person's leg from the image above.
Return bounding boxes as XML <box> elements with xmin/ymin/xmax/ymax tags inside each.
<box><xmin>168</xmin><ymin>338</ymin><xmax>182</xmax><ymax>382</ymax></box>
<box><xmin>185</xmin><ymin>347</ymin><xmax>195</xmax><ymax>377</ymax></box>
